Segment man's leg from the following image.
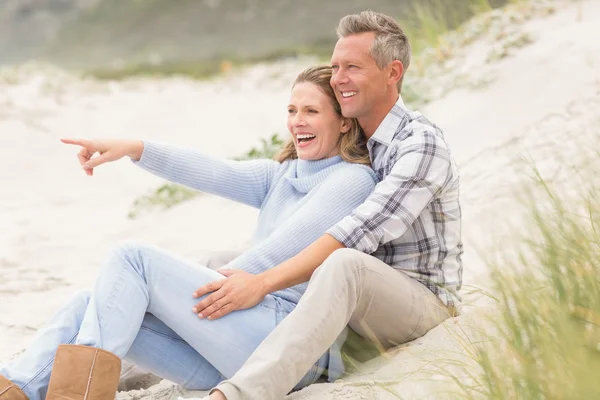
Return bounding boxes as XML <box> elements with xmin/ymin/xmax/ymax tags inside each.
<box><xmin>212</xmin><ymin>248</ymin><xmax>451</xmax><ymax>400</ymax></box>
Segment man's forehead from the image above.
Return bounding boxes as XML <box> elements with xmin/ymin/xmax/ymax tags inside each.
<box><xmin>331</xmin><ymin>33</ymin><xmax>374</xmax><ymax>61</ymax></box>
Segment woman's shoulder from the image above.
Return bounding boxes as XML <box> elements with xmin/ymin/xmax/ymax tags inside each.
<box><xmin>330</xmin><ymin>161</ymin><xmax>378</xmax><ymax>183</ymax></box>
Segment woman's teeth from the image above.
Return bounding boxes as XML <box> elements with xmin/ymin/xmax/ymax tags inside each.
<box><xmin>297</xmin><ymin>134</ymin><xmax>316</xmax><ymax>142</ymax></box>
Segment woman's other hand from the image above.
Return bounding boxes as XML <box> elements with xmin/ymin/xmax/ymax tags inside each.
<box><xmin>191</xmin><ymin>270</ymin><xmax>268</xmax><ymax>320</ymax></box>
<box><xmin>60</xmin><ymin>138</ymin><xmax>144</xmax><ymax>176</ymax></box>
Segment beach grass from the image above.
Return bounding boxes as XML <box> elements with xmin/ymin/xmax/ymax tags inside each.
<box><xmin>440</xmin><ymin>152</ymin><xmax>600</xmax><ymax>399</ymax></box>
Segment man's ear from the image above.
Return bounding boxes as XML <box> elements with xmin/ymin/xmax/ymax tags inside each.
<box><xmin>340</xmin><ymin>118</ymin><xmax>352</xmax><ymax>134</ymax></box>
<box><xmin>389</xmin><ymin>60</ymin><xmax>404</xmax><ymax>87</ymax></box>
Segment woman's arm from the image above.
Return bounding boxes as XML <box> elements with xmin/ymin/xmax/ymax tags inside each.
<box><xmin>134</xmin><ymin>140</ymin><xmax>281</xmax><ymax>209</ymax></box>
<box><xmin>61</xmin><ymin>137</ymin><xmax>281</xmax><ymax>209</ymax></box>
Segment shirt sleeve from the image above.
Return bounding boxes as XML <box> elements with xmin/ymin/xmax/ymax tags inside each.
<box><xmin>133</xmin><ymin>140</ymin><xmax>281</xmax><ymax>209</ymax></box>
<box><xmin>327</xmin><ymin>129</ymin><xmax>453</xmax><ymax>254</ymax></box>
<box><xmin>224</xmin><ymin>166</ymin><xmax>377</xmax><ymax>275</ymax></box>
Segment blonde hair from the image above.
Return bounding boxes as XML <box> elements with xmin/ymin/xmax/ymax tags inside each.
<box><xmin>275</xmin><ymin>65</ymin><xmax>370</xmax><ymax>165</ymax></box>
<box><xmin>336</xmin><ymin>10</ymin><xmax>411</xmax><ymax>92</ymax></box>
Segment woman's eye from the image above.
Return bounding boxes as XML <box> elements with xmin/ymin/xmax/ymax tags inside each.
<box><xmin>288</xmin><ymin>109</ymin><xmax>295</xmax><ymax>114</ymax></box>
<box><xmin>308</xmin><ymin>109</ymin><xmax>317</xmax><ymax>113</ymax></box>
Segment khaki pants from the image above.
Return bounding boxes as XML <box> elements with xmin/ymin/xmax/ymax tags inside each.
<box><xmin>215</xmin><ymin>248</ymin><xmax>452</xmax><ymax>400</ymax></box>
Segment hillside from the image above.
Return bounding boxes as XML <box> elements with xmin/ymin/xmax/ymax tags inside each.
<box><xmin>1</xmin><ymin>0</ymin><xmax>507</xmax><ymax>68</ymax></box>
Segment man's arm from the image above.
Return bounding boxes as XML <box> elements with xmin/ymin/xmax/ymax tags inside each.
<box><xmin>255</xmin><ymin>129</ymin><xmax>454</xmax><ymax>295</ymax></box>
<box><xmin>191</xmin><ymin>167</ymin><xmax>376</xmax><ymax>319</ymax></box>
<box><xmin>193</xmin><ymin>129</ymin><xmax>453</xmax><ymax>319</ymax></box>
<box><xmin>260</xmin><ymin>233</ymin><xmax>345</xmax><ymax>293</ymax></box>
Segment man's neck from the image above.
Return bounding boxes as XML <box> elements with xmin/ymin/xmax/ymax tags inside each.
<box><xmin>359</xmin><ymin>95</ymin><xmax>400</xmax><ymax>138</ymax></box>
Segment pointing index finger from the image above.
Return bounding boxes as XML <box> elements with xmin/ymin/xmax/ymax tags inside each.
<box><xmin>61</xmin><ymin>138</ymin><xmax>92</xmax><ymax>148</ymax></box>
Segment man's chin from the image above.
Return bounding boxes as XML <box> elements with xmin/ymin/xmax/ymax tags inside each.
<box><xmin>340</xmin><ymin>106</ymin><xmax>359</xmax><ymax>119</ymax></box>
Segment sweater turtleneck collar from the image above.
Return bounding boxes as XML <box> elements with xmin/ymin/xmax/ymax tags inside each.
<box><xmin>285</xmin><ymin>155</ymin><xmax>343</xmax><ymax>193</ymax></box>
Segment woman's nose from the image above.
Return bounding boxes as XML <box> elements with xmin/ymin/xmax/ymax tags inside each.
<box><xmin>293</xmin><ymin>113</ymin><xmax>307</xmax><ymax>126</ymax></box>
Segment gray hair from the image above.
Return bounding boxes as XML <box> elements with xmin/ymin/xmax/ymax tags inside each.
<box><xmin>336</xmin><ymin>10</ymin><xmax>411</xmax><ymax>92</ymax></box>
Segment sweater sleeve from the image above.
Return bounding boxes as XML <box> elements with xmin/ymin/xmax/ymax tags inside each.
<box><xmin>133</xmin><ymin>140</ymin><xmax>281</xmax><ymax>209</ymax></box>
<box><xmin>223</xmin><ymin>165</ymin><xmax>377</xmax><ymax>276</ymax></box>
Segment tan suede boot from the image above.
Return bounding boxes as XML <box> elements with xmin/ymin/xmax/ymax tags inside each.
<box><xmin>0</xmin><ymin>375</ymin><xmax>28</xmax><ymax>400</ymax></box>
<box><xmin>46</xmin><ymin>345</ymin><xmax>121</xmax><ymax>400</ymax></box>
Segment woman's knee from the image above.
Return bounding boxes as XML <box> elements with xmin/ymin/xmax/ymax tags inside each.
<box><xmin>67</xmin><ymin>290</ymin><xmax>92</xmax><ymax>313</ymax></box>
<box><xmin>111</xmin><ymin>239</ymin><xmax>148</xmax><ymax>259</ymax></box>
<box><xmin>109</xmin><ymin>240</ymin><xmax>155</xmax><ymax>274</ymax></box>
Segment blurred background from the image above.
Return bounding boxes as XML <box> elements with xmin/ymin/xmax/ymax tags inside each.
<box><xmin>1</xmin><ymin>0</ymin><xmax>507</xmax><ymax>76</ymax></box>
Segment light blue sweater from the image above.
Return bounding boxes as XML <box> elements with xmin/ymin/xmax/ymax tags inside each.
<box><xmin>135</xmin><ymin>141</ymin><xmax>377</xmax><ymax>304</ymax></box>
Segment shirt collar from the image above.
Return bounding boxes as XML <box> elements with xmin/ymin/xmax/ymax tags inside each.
<box><xmin>369</xmin><ymin>96</ymin><xmax>407</xmax><ymax>146</ymax></box>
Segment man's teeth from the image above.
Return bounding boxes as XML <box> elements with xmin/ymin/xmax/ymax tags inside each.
<box><xmin>297</xmin><ymin>134</ymin><xmax>316</xmax><ymax>140</ymax></box>
<box><xmin>342</xmin><ymin>91</ymin><xmax>357</xmax><ymax>98</ymax></box>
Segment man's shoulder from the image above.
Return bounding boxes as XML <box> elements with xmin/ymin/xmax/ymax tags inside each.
<box><xmin>372</xmin><ymin>108</ymin><xmax>456</xmax><ymax>180</ymax></box>
<box><xmin>376</xmin><ymin>110</ymin><xmax>450</xmax><ymax>166</ymax></box>
<box><xmin>392</xmin><ymin>108</ymin><xmax>444</xmax><ymax>143</ymax></box>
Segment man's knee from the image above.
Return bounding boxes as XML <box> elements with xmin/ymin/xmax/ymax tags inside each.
<box><xmin>312</xmin><ymin>248</ymin><xmax>365</xmax><ymax>281</ymax></box>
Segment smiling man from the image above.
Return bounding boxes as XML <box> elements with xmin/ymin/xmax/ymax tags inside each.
<box><xmin>202</xmin><ymin>10</ymin><xmax>463</xmax><ymax>400</ymax></box>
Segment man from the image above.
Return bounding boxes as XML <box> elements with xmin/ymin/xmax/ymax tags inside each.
<box><xmin>196</xmin><ymin>10</ymin><xmax>463</xmax><ymax>400</ymax></box>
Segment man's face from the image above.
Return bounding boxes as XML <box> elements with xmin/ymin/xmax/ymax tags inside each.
<box><xmin>330</xmin><ymin>32</ymin><xmax>390</xmax><ymax>121</ymax></box>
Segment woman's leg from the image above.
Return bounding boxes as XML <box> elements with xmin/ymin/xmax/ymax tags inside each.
<box><xmin>1</xmin><ymin>241</ymin><xmax>321</xmax><ymax>400</ymax></box>
<box><xmin>0</xmin><ymin>291</ymin><xmax>91</xmax><ymax>400</ymax></box>
<box><xmin>74</xmin><ymin>240</ymin><xmax>292</xmax><ymax>378</ymax></box>
<box><xmin>125</xmin><ymin>313</ymin><xmax>225</xmax><ymax>390</ymax></box>
<box><xmin>121</xmin><ymin>248</ymin><xmax>244</xmax><ymax>390</ymax></box>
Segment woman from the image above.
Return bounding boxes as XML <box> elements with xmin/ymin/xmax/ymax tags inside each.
<box><xmin>0</xmin><ymin>66</ymin><xmax>377</xmax><ymax>400</ymax></box>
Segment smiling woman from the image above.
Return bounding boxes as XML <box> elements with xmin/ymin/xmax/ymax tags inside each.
<box><xmin>0</xmin><ymin>65</ymin><xmax>377</xmax><ymax>400</ymax></box>
<box><xmin>277</xmin><ymin>65</ymin><xmax>371</xmax><ymax>165</ymax></box>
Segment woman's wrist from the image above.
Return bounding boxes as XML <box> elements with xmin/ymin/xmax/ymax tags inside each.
<box><xmin>127</xmin><ymin>140</ymin><xmax>144</xmax><ymax>161</ymax></box>
<box><xmin>258</xmin><ymin>269</ymin><xmax>277</xmax><ymax>297</ymax></box>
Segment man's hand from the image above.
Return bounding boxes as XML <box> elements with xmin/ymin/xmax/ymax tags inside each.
<box><xmin>192</xmin><ymin>270</ymin><xmax>267</xmax><ymax>320</ymax></box>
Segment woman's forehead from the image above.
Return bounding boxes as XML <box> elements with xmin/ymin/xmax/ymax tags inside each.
<box><xmin>290</xmin><ymin>82</ymin><xmax>329</xmax><ymax>105</ymax></box>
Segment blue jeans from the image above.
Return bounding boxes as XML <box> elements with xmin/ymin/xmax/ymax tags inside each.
<box><xmin>0</xmin><ymin>241</ymin><xmax>328</xmax><ymax>400</ymax></box>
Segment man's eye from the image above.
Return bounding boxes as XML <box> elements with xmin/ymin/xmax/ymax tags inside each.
<box><xmin>288</xmin><ymin>109</ymin><xmax>296</xmax><ymax>114</ymax></box>
<box><xmin>308</xmin><ymin>109</ymin><xmax>318</xmax><ymax>113</ymax></box>
<box><xmin>331</xmin><ymin>65</ymin><xmax>339</xmax><ymax>71</ymax></box>
<box><xmin>349</xmin><ymin>65</ymin><xmax>358</xmax><ymax>69</ymax></box>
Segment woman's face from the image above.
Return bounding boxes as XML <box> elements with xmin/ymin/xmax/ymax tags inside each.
<box><xmin>287</xmin><ymin>82</ymin><xmax>350</xmax><ymax>161</ymax></box>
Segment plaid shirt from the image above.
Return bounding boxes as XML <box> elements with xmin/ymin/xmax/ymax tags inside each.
<box><xmin>327</xmin><ymin>97</ymin><xmax>463</xmax><ymax>307</ymax></box>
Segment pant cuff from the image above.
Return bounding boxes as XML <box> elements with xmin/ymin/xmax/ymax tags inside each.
<box><xmin>210</xmin><ymin>381</ymin><xmax>241</xmax><ymax>400</ymax></box>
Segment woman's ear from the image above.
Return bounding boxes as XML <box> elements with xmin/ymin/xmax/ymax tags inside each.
<box><xmin>340</xmin><ymin>118</ymin><xmax>352</xmax><ymax>134</ymax></box>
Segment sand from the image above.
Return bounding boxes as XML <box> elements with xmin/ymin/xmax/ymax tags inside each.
<box><xmin>1</xmin><ymin>0</ymin><xmax>599</xmax><ymax>398</ymax></box>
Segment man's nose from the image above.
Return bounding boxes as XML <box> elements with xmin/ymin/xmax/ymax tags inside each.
<box><xmin>331</xmin><ymin>70</ymin><xmax>348</xmax><ymax>86</ymax></box>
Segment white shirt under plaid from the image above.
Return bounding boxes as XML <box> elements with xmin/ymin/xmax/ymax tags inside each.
<box><xmin>327</xmin><ymin>97</ymin><xmax>463</xmax><ymax>307</ymax></box>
